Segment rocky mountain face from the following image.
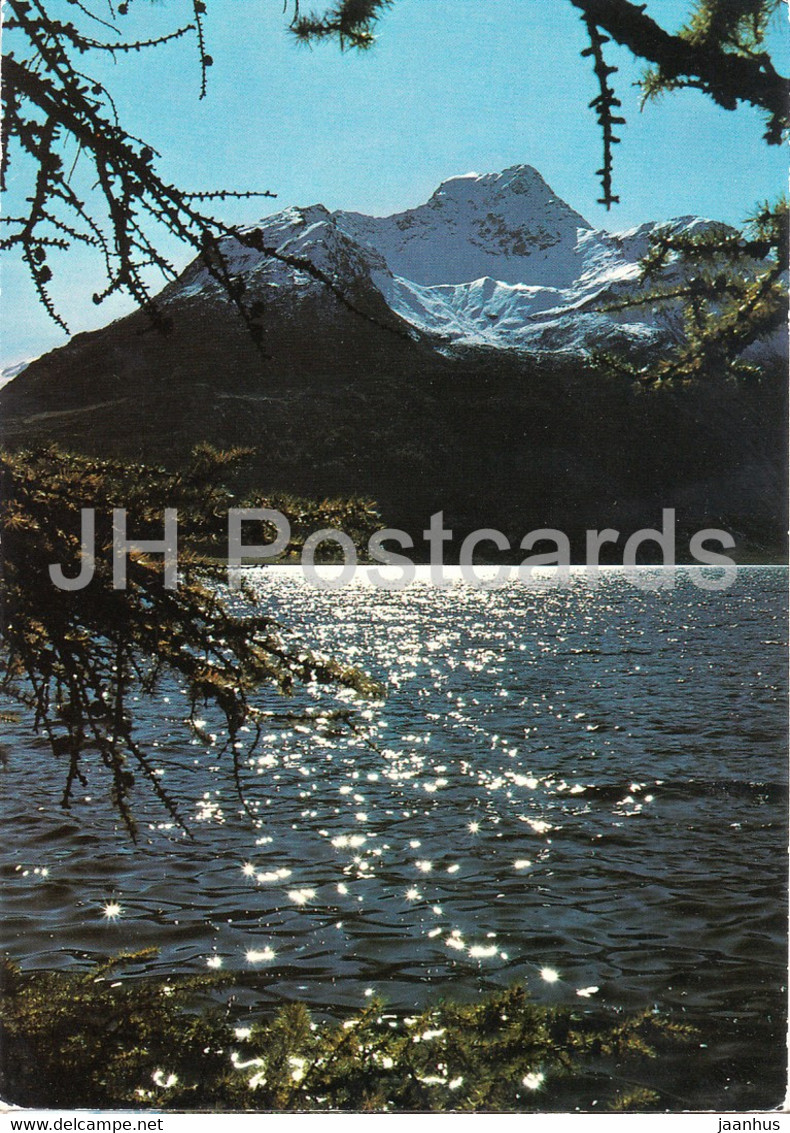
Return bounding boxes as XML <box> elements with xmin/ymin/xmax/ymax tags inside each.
<box><xmin>1</xmin><ymin>166</ymin><xmax>785</xmax><ymax>560</ymax></box>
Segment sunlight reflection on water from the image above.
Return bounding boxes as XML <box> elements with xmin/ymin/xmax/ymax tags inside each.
<box><xmin>1</xmin><ymin>569</ymin><xmax>786</xmax><ymax>1101</ymax></box>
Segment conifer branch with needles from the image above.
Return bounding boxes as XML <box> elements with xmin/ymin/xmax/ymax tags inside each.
<box><xmin>2</xmin><ymin>0</ymin><xmax>275</xmax><ymax>339</ymax></box>
<box><xmin>289</xmin><ymin>0</ymin><xmax>393</xmax><ymax>49</ymax></box>
<box><xmin>592</xmin><ymin>198</ymin><xmax>788</xmax><ymax>384</ymax></box>
<box><xmin>581</xmin><ymin>18</ymin><xmax>626</xmax><ymax>208</ymax></box>
<box><xmin>570</xmin><ymin>0</ymin><xmax>788</xmax><ymax>142</ymax></box>
<box><xmin>0</xmin><ymin>446</ymin><xmax>383</xmax><ymax>838</ymax></box>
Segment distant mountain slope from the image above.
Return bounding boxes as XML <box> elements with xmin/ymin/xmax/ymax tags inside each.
<box><xmin>1</xmin><ymin>166</ymin><xmax>785</xmax><ymax>561</ymax></box>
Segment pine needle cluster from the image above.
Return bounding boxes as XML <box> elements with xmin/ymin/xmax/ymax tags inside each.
<box><xmin>640</xmin><ymin>0</ymin><xmax>785</xmax><ymax>133</ymax></box>
<box><xmin>0</xmin><ymin>952</ymin><xmax>696</xmax><ymax>1112</ymax></box>
<box><xmin>0</xmin><ymin>445</ymin><xmax>382</xmax><ymax>838</ymax></box>
<box><xmin>597</xmin><ymin>197</ymin><xmax>788</xmax><ymax>384</ymax></box>
<box><xmin>289</xmin><ymin>1</ymin><xmax>394</xmax><ymax>50</ymax></box>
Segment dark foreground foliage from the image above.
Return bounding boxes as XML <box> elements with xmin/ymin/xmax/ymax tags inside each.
<box><xmin>0</xmin><ymin>446</ymin><xmax>382</xmax><ymax>838</ymax></box>
<box><xmin>0</xmin><ymin>952</ymin><xmax>695</xmax><ymax>1112</ymax></box>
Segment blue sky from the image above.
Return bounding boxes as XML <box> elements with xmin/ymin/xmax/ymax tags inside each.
<box><xmin>2</xmin><ymin>0</ymin><xmax>788</xmax><ymax>368</ymax></box>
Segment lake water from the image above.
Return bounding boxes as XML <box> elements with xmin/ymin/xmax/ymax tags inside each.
<box><xmin>1</xmin><ymin>567</ymin><xmax>787</xmax><ymax>1109</ymax></box>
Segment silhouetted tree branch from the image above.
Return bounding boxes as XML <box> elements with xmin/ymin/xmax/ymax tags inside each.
<box><xmin>292</xmin><ymin>0</ymin><xmax>788</xmax><ymax>208</ymax></box>
<box><xmin>581</xmin><ymin>19</ymin><xmax>627</xmax><ymax>207</ymax></box>
<box><xmin>2</xmin><ymin>0</ymin><xmax>278</xmax><ymax>339</ymax></box>
<box><xmin>570</xmin><ymin>0</ymin><xmax>787</xmax><ymax>143</ymax></box>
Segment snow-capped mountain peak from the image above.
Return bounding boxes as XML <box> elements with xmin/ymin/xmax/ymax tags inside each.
<box><xmin>163</xmin><ymin>165</ymin><xmax>748</xmax><ymax>359</ymax></box>
<box><xmin>333</xmin><ymin>164</ymin><xmax>592</xmax><ymax>288</ymax></box>
<box><xmin>425</xmin><ymin>163</ymin><xmax>590</xmax><ymax>232</ymax></box>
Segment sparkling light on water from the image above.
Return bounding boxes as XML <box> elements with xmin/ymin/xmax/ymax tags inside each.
<box><xmin>287</xmin><ymin>888</ymin><xmax>315</xmax><ymax>906</ymax></box>
<box><xmin>245</xmin><ymin>947</ymin><xmax>276</xmax><ymax>963</ymax></box>
<box><xmin>1</xmin><ymin>565</ymin><xmax>785</xmax><ymax>1108</ymax></box>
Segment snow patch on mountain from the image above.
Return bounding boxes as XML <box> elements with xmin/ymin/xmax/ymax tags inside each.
<box><xmin>176</xmin><ymin>204</ymin><xmax>389</xmax><ymax>302</ymax></box>
<box><xmin>0</xmin><ymin>358</ymin><xmax>33</xmax><ymax>391</ymax></box>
